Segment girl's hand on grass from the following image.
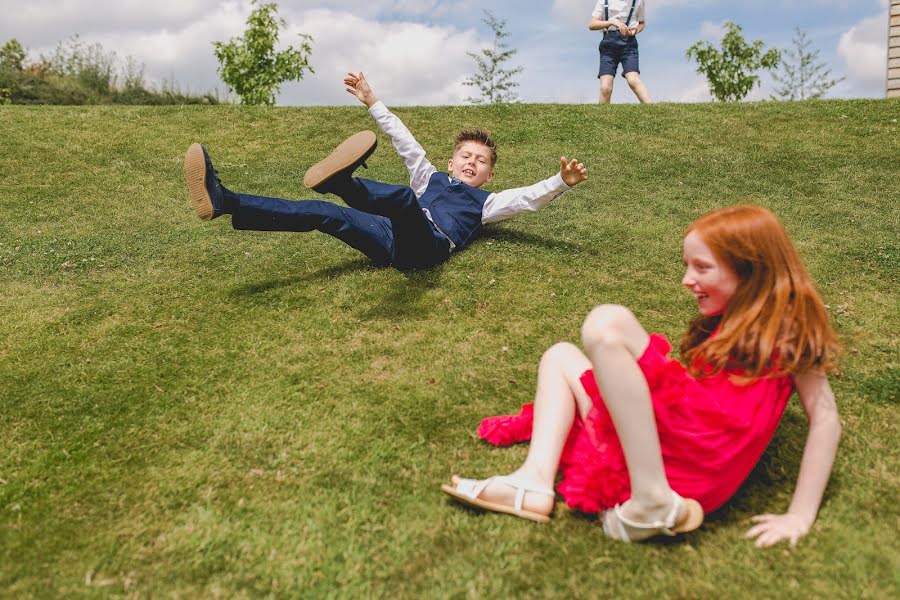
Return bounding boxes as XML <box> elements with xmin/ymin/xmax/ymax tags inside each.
<box><xmin>560</xmin><ymin>157</ymin><xmax>587</xmax><ymax>186</ymax></box>
<box><xmin>745</xmin><ymin>513</ymin><xmax>811</xmax><ymax>548</ymax></box>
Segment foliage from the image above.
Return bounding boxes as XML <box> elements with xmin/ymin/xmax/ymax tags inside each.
<box><xmin>686</xmin><ymin>22</ymin><xmax>780</xmax><ymax>102</ymax></box>
<box><xmin>0</xmin><ymin>39</ymin><xmax>26</xmax><ymax>70</ymax></box>
<box><xmin>0</xmin><ymin>36</ymin><xmax>221</xmax><ymax>105</ymax></box>
<box><xmin>44</xmin><ymin>34</ymin><xmax>117</xmax><ymax>95</ymax></box>
<box><xmin>0</xmin><ymin>39</ymin><xmax>27</xmax><ymax>104</ymax></box>
<box><xmin>213</xmin><ymin>0</ymin><xmax>313</xmax><ymax>106</ymax></box>
<box><xmin>771</xmin><ymin>27</ymin><xmax>843</xmax><ymax>100</ymax></box>
<box><xmin>463</xmin><ymin>10</ymin><xmax>523</xmax><ymax>104</ymax></box>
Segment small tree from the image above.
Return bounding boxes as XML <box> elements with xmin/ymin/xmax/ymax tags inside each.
<box><xmin>0</xmin><ymin>39</ymin><xmax>26</xmax><ymax>71</ymax></box>
<box><xmin>771</xmin><ymin>27</ymin><xmax>843</xmax><ymax>100</ymax></box>
<box><xmin>686</xmin><ymin>21</ymin><xmax>780</xmax><ymax>102</ymax></box>
<box><xmin>463</xmin><ymin>10</ymin><xmax>523</xmax><ymax>105</ymax></box>
<box><xmin>213</xmin><ymin>0</ymin><xmax>313</xmax><ymax>106</ymax></box>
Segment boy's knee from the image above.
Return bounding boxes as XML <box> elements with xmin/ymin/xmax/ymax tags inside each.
<box><xmin>581</xmin><ymin>304</ymin><xmax>633</xmax><ymax>349</ymax></box>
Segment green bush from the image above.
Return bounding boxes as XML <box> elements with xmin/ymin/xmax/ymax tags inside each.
<box><xmin>0</xmin><ymin>36</ymin><xmax>222</xmax><ymax>105</ymax></box>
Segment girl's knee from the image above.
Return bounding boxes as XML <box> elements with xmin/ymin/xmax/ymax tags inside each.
<box><xmin>581</xmin><ymin>304</ymin><xmax>635</xmax><ymax>348</ymax></box>
<box><xmin>541</xmin><ymin>341</ymin><xmax>581</xmax><ymax>367</ymax></box>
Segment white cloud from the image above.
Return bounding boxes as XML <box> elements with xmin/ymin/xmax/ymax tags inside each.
<box><xmin>837</xmin><ymin>11</ymin><xmax>888</xmax><ymax>88</ymax></box>
<box><xmin>674</xmin><ymin>76</ymin><xmax>714</xmax><ymax>102</ymax></box>
<box><xmin>280</xmin><ymin>9</ymin><xmax>485</xmax><ymax>105</ymax></box>
<box><xmin>550</xmin><ymin>0</ymin><xmax>597</xmax><ymax>28</ymax></box>
<box><xmin>699</xmin><ymin>20</ymin><xmax>727</xmax><ymax>40</ymax></box>
<box><xmin>0</xmin><ymin>0</ymin><xmax>221</xmax><ymax>46</ymax></box>
<box><xmin>14</xmin><ymin>3</ymin><xmax>488</xmax><ymax>105</ymax></box>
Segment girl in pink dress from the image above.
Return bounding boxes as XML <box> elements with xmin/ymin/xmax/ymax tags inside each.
<box><xmin>442</xmin><ymin>205</ymin><xmax>842</xmax><ymax>545</ymax></box>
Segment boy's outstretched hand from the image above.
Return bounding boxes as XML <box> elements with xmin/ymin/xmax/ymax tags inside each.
<box><xmin>560</xmin><ymin>157</ymin><xmax>588</xmax><ymax>187</ymax></box>
<box><xmin>344</xmin><ymin>71</ymin><xmax>378</xmax><ymax>108</ymax></box>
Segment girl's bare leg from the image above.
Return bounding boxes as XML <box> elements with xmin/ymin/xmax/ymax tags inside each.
<box><xmin>581</xmin><ymin>304</ymin><xmax>683</xmax><ymax>523</ymax></box>
<box><xmin>451</xmin><ymin>342</ymin><xmax>593</xmax><ymax>515</ymax></box>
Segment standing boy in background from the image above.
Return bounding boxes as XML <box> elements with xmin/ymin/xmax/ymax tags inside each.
<box><xmin>589</xmin><ymin>0</ymin><xmax>651</xmax><ymax>104</ymax></box>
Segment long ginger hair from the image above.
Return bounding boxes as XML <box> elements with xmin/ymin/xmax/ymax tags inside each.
<box><xmin>680</xmin><ymin>205</ymin><xmax>838</xmax><ymax>380</ymax></box>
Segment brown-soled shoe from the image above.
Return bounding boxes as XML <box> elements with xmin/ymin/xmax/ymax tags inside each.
<box><xmin>303</xmin><ymin>130</ymin><xmax>377</xmax><ymax>193</ymax></box>
<box><xmin>184</xmin><ymin>143</ymin><xmax>224</xmax><ymax>221</ymax></box>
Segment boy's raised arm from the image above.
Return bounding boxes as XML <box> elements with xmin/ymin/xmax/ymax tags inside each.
<box><xmin>482</xmin><ymin>157</ymin><xmax>587</xmax><ymax>224</ymax></box>
<box><xmin>344</xmin><ymin>72</ymin><xmax>436</xmax><ymax>196</ymax></box>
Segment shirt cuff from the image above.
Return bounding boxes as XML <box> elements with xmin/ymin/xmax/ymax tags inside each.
<box><xmin>552</xmin><ymin>172</ymin><xmax>571</xmax><ymax>190</ymax></box>
<box><xmin>368</xmin><ymin>100</ymin><xmax>388</xmax><ymax>117</ymax></box>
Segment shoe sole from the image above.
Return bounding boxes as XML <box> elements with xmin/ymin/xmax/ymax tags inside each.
<box><xmin>303</xmin><ymin>130</ymin><xmax>377</xmax><ymax>191</ymax></box>
<box><xmin>441</xmin><ymin>484</ymin><xmax>551</xmax><ymax>523</ymax></box>
<box><xmin>184</xmin><ymin>143</ymin><xmax>214</xmax><ymax>221</ymax></box>
<box><xmin>603</xmin><ymin>497</ymin><xmax>705</xmax><ymax>542</ymax></box>
<box><xmin>672</xmin><ymin>498</ymin><xmax>704</xmax><ymax>534</ymax></box>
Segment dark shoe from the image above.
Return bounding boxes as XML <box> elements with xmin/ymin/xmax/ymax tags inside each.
<box><xmin>184</xmin><ymin>143</ymin><xmax>226</xmax><ymax>220</ymax></box>
<box><xmin>303</xmin><ymin>130</ymin><xmax>377</xmax><ymax>193</ymax></box>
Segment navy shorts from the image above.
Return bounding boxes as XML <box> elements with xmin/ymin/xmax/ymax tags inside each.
<box><xmin>598</xmin><ymin>31</ymin><xmax>640</xmax><ymax>78</ymax></box>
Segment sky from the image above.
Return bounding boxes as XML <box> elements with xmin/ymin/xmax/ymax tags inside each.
<box><xmin>0</xmin><ymin>0</ymin><xmax>891</xmax><ymax>105</ymax></box>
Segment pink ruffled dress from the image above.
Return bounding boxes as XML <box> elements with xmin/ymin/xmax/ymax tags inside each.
<box><xmin>478</xmin><ymin>334</ymin><xmax>795</xmax><ymax>514</ymax></box>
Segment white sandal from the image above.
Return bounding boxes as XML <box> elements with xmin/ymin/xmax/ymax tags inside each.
<box><xmin>602</xmin><ymin>491</ymin><xmax>704</xmax><ymax>542</ymax></box>
<box><xmin>441</xmin><ymin>475</ymin><xmax>555</xmax><ymax>523</ymax></box>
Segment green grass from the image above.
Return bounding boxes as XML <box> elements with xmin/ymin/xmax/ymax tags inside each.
<box><xmin>1</xmin><ymin>99</ymin><xmax>898</xmax><ymax>598</ymax></box>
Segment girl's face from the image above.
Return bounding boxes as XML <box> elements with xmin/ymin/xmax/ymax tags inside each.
<box><xmin>682</xmin><ymin>231</ymin><xmax>740</xmax><ymax>316</ymax></box>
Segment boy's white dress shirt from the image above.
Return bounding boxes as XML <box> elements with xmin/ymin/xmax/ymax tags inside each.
<box><xmin>368</xmin><ymin>101</ymin><xmax>570</xmax><ymax>231</ymax></box>
<box><xmin>591</xmin><ymin>0</ymin><xmax>645</xmax><ymax>29</ymax></box>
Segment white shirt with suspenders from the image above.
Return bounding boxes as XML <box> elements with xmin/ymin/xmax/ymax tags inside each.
<box><xmin>592</xmin><ymin>0</ymin><xmax>645</xmax><ymax>31</ymax></box>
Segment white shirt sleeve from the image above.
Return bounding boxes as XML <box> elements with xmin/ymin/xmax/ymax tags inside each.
<box><xmin>591</xmin><ymin>0</ymin><xmax>604</xmax><ymax>18</ymax></box>
<box><xmin>481</xmin><ymin>173</ymin><xmax>571</xmax><ymax>224</ymax></box>
<box><xmin>636</xmin><ymin>1</ymin><xmax>645</xmax><ymax>22</ymax></box>
<box><xmin>368</xmin><ymin>101</ymin><xmax>436</xmax><ymax>198</ymax></box>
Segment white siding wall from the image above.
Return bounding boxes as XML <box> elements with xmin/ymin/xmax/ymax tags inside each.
<box><xmin>890</xmin><ymin>1</ymin><xmax>900</xmax><ymax>97</ymax></box>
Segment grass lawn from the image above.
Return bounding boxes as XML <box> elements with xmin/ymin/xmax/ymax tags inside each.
<box><xmin>1</xmin><ymin>99</ymin><xmax>898</xmax><ymax>598</ymax></box>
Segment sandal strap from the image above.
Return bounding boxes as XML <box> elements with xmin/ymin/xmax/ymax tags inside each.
<box><xmin>494</xmin><ymin>475</ymin><xmax>555</xmax><ymax>511</ymax></box>
<box><xmin>452</xmin><ymin>476</ymin><xmax>554</xmax><ymax>511</ymax></box>
<box><xmin>604</xmin><ymin>491</ymin><xmax>685</xmax><ymax>541</ymax></box>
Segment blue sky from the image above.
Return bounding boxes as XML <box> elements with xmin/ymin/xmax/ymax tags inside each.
<box><xmin>0</xmin><ymin>0</ymin><xmax>890</xmax><ymax>105</ymax></box>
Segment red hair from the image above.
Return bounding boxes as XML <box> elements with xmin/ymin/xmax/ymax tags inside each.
<box><xmin>680</xmin><ymin>205</ymin><xmax>839</xmax><ymax>380</ymax></box>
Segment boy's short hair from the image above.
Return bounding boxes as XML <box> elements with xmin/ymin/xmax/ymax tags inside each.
<box><xmin>454</xmin><ymin>129</ymin><xmax>498</xmax><ymax>166</ymax></box>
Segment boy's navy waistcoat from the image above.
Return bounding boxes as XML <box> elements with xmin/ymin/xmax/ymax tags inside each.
<box><xmin>418</xmin><ymin>172</ymin><xmax>492</xmax><ymax>249</ymax></box>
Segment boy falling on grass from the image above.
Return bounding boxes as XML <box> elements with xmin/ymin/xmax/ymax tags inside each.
<box><xmin>184</xmin><ymin>72</ymin><xmax>588</xmax><ymax>270</ymax></box>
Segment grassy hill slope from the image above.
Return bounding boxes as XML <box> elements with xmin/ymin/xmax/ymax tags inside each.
<box><xmin>1</xmin><ymin>100</ymin><xmax>898</xmax><ymax>597</ymax></box>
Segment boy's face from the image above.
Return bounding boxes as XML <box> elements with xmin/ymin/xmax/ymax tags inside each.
<box><xmin>448</xmin><ymin>141</ymin><xmax>495</xmax><ymax>188</ymax></box>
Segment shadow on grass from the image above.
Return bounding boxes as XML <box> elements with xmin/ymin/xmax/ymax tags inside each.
<box><xmin>358</xmin><ymin>263</ymin><xmax>447</xmax><ymax>321</ymax></box>
<box><xmin>704</xmin><ymin>409</ymin><xmax>846</xmax><ymax>529</ymax></box>
<box><xmin>228</xmin><ymin>257</ymin><xmax>447</xmax><ymax>320</ymax></box>
<box><xmin>476</xmin><ymin>227</ymin><xmax>608</xmax><ymax>258</ymax></box>
<box><xmin>229</xmin><ymin>259</ymin><xmax>376</xmax><ymax>297</ymax></box>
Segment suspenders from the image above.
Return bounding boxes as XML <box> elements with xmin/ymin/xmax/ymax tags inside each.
<box><xmin>625</xmin><ymin>0</ymin><xmax>638</xmax><ymax>27</ymax></box>
<box><xmin>604</xmin><ymin>0</ymin><xmax>638</xmax><ymax>26</ymax></box>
